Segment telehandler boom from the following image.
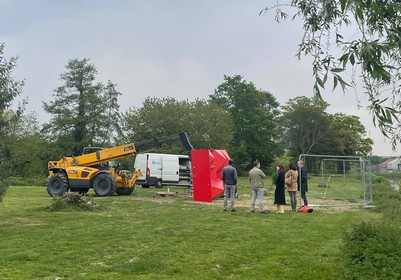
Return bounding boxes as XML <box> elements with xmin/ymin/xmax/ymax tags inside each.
<box><xmin>46</xmin><ymin>132</ymin><xmax>193</xmax><ymax>196</ymax></box>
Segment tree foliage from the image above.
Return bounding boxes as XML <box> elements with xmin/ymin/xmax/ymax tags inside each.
<box><xmin>42</xmin><ymin>58</ymin><xmax>121</xmax><ymax>156</ymax></box>
<box><xmin>281</xmin><ymin>96</ymin><xmax>373</xmax><ymax>159</ymax></box>
<box><xmin>0</xmin><ymin>43</ymin><xmax>25</xmax><ymax>201</ymax></box>
<box><xmin>209</xmin><ymin>75</ymin><xmax>283</xmax><ymax>170</ymax></box>
<box><xmin>281</xmin><ymin>96</ymin><xmax>336</xmax><ymax>157</ymax></box>
<box><xmin>119</xmin><ymin>97</ymin><xmax>233</xmax><ymax>154</ymax></box>
<box><xmin>331</xmin><ymin>113</ymin><xmax>373</xmax><ymax>156</ymax></box>
<box><xmin>262</xmin><ymin>0</ymin><xmax>401</xmax><ymax>148</ymax></box>
<box><xmin>0</xmin><ymin>44</ymin><xmax>24</xmax><ymax>114</ymax></box>
<box><xmin>6</xmin><ymin>110</ymin><xmax>48</xmax><ymax>178</ymax></box>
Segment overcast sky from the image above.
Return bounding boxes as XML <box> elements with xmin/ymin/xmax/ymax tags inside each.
<box><xmin>0</xmin><ymin>0</ymin><xmax>398</xmax><ymax>156</ymax></box>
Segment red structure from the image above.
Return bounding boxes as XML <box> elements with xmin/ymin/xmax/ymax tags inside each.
<box><xmin>191</xmin><ymin>149</ymin><xmax>230</xmax><ymax>203</ymax></box>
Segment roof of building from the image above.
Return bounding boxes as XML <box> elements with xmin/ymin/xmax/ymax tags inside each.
<box><xmin>380</xmin><ymin>157</ymin><xmax>400</xmax><ymax>166</ymax></box>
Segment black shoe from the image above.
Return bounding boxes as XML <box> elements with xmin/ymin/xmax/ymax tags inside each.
<box><xmin>223</xmin><ymin>209</ymin><xmax>227</xmax><ymax>211</ymax></box>
<box><xmin>260</xmin><ymin>210</ymin><xmax>267</xmax><ymax>214</ymax></box>
<box><xmin>250</xmin><ymin>209</ymin><xmax>255</xmax><ymax>213</ymax></box>
<box><xmin>231</xmin><ymin>208</ymin><xmax>237</xmax><ymax>212</ymax></box>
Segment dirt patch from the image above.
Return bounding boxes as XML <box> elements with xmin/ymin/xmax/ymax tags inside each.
<box><xmin>125</xmin><ymin>188</ymin><xmax>367</xmax><ymax>213</ymax></box>
<box><xmin>210</xmin><ymin>193</ymin><xmax>366</xmax><ymax>213</ymax></box>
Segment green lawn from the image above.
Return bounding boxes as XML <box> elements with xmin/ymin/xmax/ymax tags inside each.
<box><xmin>0</xmin><ymin>181</ymin><xmax>378</xmax><ymax>280</ymax></box>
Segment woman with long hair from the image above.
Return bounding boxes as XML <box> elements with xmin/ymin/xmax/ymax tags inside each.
<box><xmin>285</xmin><ymin>162</ymin><xmax>299</xmax><ymax>211</ymax></box>
<box><xmin>274</xmin><ymin>164</ymin><xmax>286</xmax><ymax>214</ymax></box>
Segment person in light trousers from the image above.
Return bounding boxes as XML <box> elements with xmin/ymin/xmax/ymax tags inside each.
<box><xmin>249</xmin><ymin>160</ymin><xmax>267</xmax><ymax>213</ymax></box>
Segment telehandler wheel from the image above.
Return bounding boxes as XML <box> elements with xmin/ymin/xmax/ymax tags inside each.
<box><xmin>141</xmin><ymin>184</ymin><xmax>149</xmax><ymax>188</ymax></box>
<box><xmin>47</xmin><ymin>173</ymin><xmax>68</xmax><ymax>196</ymax></box>
<box><xmin>115</xmin><ymin>187</ymin><xmax>134</xmax><ymax>195</ymax></box>
<box><xmin>93</xmin><ymin>173</ymin><xmax>116</xmax><ymax>196</ymax></box>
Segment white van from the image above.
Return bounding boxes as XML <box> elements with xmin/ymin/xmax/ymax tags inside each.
<box><xmin>134</xmin><ymin>153</ymin><xmax>192</xmax><ymax>188</ymax></box>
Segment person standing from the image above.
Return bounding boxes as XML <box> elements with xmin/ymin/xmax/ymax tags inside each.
<box><xmin>297</xmin><ymin>160</ymin><xmax>309</xmax><ymax>206</ymax></box>
<box><xmin>222</xmin><ymin>158</ymin><xmax>237</xmax><ymax>212</ymax></box>
<box><xmin>274</xmin><ymin>164</ymin><xmax>286</xmax><ymax>214</ymax></box>
<box><xmin>249</xmin><ymin>160</ymin><xmax>267</xmax><ymax>213</ymax></box>
<box><xmin>285</xmin><ymin>163</ymin><xmax>298</xmax><ymax>211</ymax></box>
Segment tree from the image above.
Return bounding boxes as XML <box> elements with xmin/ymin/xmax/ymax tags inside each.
<box><xmin>282</xmin><ymin>96</ymin><xmax>373</xmax><ymax>174</ymax></box>
<box><xmin>42</xmin><ymin>58</ymin><xmax>121</xmax><ymax>156</ymax></box>
<box><xmin>6</xmin><ymin>110</ymin><xmax>49</xmax><ymax>178</ymax></box>
<box><xmin>330</xmin><ymin>113</ymin><xmax>373</xmax><ymax>174</ymax></box>
<box><xmin>262</xmin><ymin>0</ymin><xmax>401</xmax><ymax>147</ymax></box>
<box><xmin>209</xmin><ymin>75</ymin><xmax>283</xmax><ymax>170</ymax></box>
<box><xmin>119</xmin><ymin>97</ymin><xmax>233</xmax><ymax>154</ymax></box>
<box><xmin>281</xmin><ymin>96</ymin><xmax>336</xmax><ymax>157</ymax></box>
<box><xmin>331</xmin><ymin>113</ymin><xmax>373</xmax><ymax>157</ymax></box>
<box><xmin>0</xmin><ymin>43</ymin><xmax>24</xmax><ymax>202</ymax></box>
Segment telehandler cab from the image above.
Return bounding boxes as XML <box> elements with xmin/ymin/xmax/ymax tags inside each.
<box><xmin>46</xmin><ymin>133</ymin><xmax>193</xmax><ymax>196</ymax></box>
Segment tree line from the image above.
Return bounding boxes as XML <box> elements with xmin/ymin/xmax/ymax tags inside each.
<box><xmin>0</xmin><ymin>45</ymin><xmax>373</xmax><ymax>195</ymax></box>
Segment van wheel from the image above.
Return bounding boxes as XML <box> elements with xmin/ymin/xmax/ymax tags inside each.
<box><xmin>142</xmin><ymin>184</ymin><xmax>149</xmax><ymax>188</ymax></box>
<box><xmin>155</xmin><ymin>180</ymin><xmax>163</xmax><ymax>188</ymax></box>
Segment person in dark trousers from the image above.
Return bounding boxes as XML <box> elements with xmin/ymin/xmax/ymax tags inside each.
<box><xmin>297</xmin><ymin>160</ymin><xmax>308</xmax><ymax>206</ymax></box>
<box><xmin>274</xmin><ymin>164</ymin><xmax>286</xmax><ymax>214</ymax></box>
<box><xmin>222</xmin><ymin>158</ymin><xmax>237</xmax><ymax>212</ymax></box>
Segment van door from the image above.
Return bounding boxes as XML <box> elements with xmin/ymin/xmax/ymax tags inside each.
<box><xmin>133</xmin><ymin>154</ymin><xmax>147</xmax><ymax>181</ymax></box>
<box><xmin>161</xmin><ymin>155</ymin><xmax>179</xmax><ymax>183</ymax></box>
<box><xmin>147</xmin><ymin>154</ymin><xmax>162</xmax><ymax>181</ymax></box>
<box><xmin>178</xmin><ymin>156</ymin><xmax>191</xmax><ymax>184</ymax></box>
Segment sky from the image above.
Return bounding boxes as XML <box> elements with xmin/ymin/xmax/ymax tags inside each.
<box><xmin>0</xmin><ymin>0</ymin><xmax>398</xmax><ymax>156</ymax></box>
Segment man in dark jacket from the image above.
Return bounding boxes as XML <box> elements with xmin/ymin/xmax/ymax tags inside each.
<box><xmin>297</xmin><ymin>160</ymin><xmax>308</xmax><ymax>206</ymax></box>
<box><xmin>222</xmin><ymin>159</ymin><xmax>237</xmax><ymax>212</ymax></box>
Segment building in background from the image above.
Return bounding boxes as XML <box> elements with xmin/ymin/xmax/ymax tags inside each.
<box><xmin>379</xmin><ymin>157</ymin><xmax>401</xmax><ymax>173</ymax></box>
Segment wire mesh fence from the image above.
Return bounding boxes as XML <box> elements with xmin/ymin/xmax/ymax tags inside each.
<box><xmin>298</xmin><ymin>154</ymin><xmax>372</xmax><ymax>207</ymax></box>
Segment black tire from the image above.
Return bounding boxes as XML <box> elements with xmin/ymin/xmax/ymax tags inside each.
<box><xmin>115</xmin><ymin>187</ymin><xmax>134</xmax><ymax>195</ymax></box>
<box><xmin>93</xmin><ymin>173</ymin><xmax>116</xmax><ymax>196</ymax></box>
<box><xmin>47</xmin><ymin>173</ymin><xmax>68</xmax><ymax>196</ymax></box>
<box><xmin>142</xmin><ymin>184</ymin><xmax>149</xmax><ymax>189</ymax></box>
<box><xmin>155</xmin><ymin>180</ymin><xmax>163</xmax><ymax>188</ymax></box>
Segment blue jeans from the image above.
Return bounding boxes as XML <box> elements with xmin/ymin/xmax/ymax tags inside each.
<box><xmin>251</xmin><ymin>187</ymin><xmax>264</xmax><ymax>211</ymax></box>
<box><xmin>224</xmin><ymin>185</ymin><xmax>236</xmax><ymax>210</ymax></box>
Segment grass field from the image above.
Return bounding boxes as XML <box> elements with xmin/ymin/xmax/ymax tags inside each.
<box><xmin>0</xmin><ymin>178</ymin><xmax>378</xmax><ymax>280</ymax></box>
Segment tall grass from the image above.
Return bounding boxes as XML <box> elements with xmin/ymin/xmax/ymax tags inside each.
<box><xmin>0</xmin><ymin>183</ymin><xmax>377</xmax><ymax>280</ymax></box>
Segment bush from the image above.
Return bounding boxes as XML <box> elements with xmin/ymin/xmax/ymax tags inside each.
<box><xmin>0</xmin><ymin>179</ymin><xmax>8</xmax><ymax>203</ymax></box>
<box><xmin>271</xmin><ymin>172</ymin><xmax>278</xmax><ymax>185</ymax></box>
<box><xmin>342</xmin><ymin>222</ymin><xmax>401</xmax><ymax>279</ymax></box>
<box><xmin>371</xmin><ymin>174</ymin><xmax>385</xmax><ymax>184</ymax></box>
<box><xmin>8</xmin><ymin>176</ymin><xmax>47</xmax><ymax>187</ymax></box>
<box><xmin>341</xmin><ymin>182</ymin><xmax>401</xmax><ymax>279</ymax></box>
<box><xmin>372</xmin><ymin>184</ymin><xmax>401</xmax><ymax>223</ymax></box>
<box><xmin>48</xmin><ymin>192</ymin><xmax>101</xmax><ymax>212</ymax></box>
